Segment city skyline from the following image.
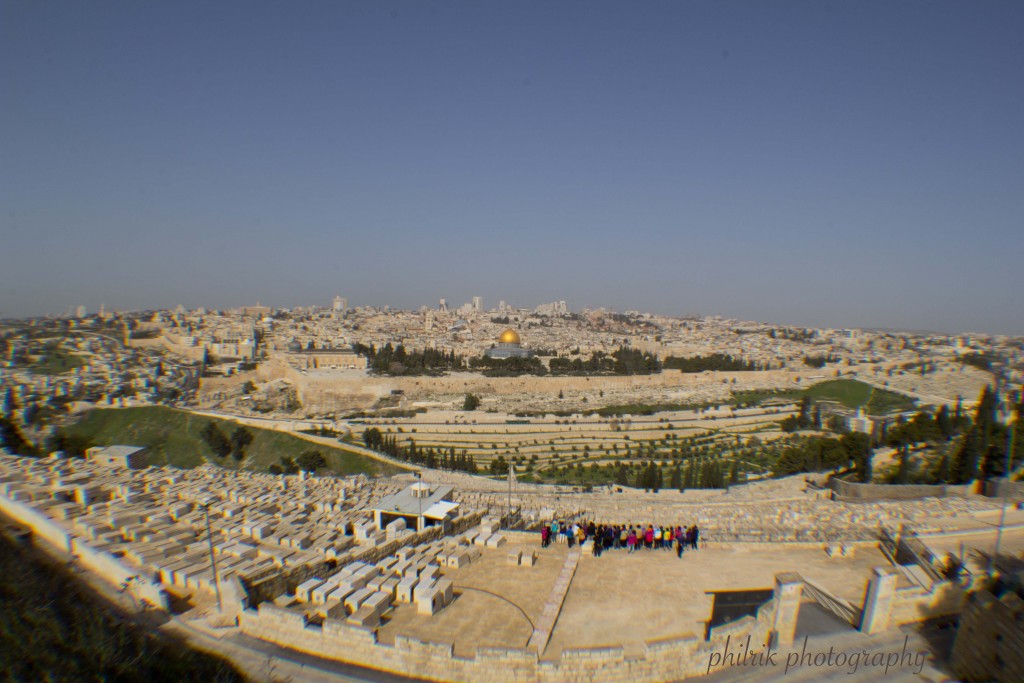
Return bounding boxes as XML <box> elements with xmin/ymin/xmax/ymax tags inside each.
<box><xmin>2</xmin><ymin>2</ymin><xmax>1023</xmax><ymax>335</ymax></box>
<box><xmin>13</xmin><ymin>294</ymin><xmax>1014</xmax><ymax>339</ymax></box>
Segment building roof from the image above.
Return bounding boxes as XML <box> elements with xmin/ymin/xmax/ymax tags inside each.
<box><xmin>371</xmin><ymin>483</ymin><xmax>455</xmax><ymax>517</ymax></box>
<box><xmin>423</xmin><ymin>500</ymin><xmax>460</xmax><ymax>520</ymax></box>
<box><xmin>88</xmin><ymin>445</ymin><xmax>146</xmax><ymax>458</ymax></box>
<box><xmin>499</xmin><ymin>328</ymin><xmax>521</xmax><ymax>345</ymax></box>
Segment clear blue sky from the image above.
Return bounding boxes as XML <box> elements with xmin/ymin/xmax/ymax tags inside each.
<box><xmin>2</xmin><ymin>1</ymin><xmax>1022</xmax><ymax>334</ymax></box>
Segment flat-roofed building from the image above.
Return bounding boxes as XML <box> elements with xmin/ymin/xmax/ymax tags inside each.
<box><xmin>371</xmin><ymin>483</ymin><xmax>458</xmax><ymax>532</ymax></box>
<box><xmin>85</xmin><ymin>445</ymin><xmax>147</xmax><ymax>469</ymax></box>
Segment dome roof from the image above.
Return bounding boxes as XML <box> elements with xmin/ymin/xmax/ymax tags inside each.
<box><xmin>499</xmin><ymin>328</ymin><xmax>521</xmax><ymax>345</ymax></box>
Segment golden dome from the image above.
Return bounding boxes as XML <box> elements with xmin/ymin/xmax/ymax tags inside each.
<box><xmin>498</xmin><ymin>328</ymin><xmax>521</xmax><ymax>345</ymax></box>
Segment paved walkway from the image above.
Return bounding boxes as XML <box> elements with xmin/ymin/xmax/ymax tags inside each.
<box><xmin>527</xmin><ymin>546</ymin><xmax>581</xmax><ymax>656</ymax></box>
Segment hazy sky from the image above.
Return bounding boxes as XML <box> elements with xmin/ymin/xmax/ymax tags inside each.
<box><xmin>2</xmin><ymin>2</ymin><xmax>1022</xmax><ymax>334</ymax></box>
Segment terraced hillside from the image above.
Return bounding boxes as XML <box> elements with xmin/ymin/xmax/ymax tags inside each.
<box><xmin>353</xmin><ymin>403</ymin><xmax>796</xmax><ymax>480</ymax></box>
<box><xmin>349</xmin><ymin>380</ymin><xmax>918</xmax><ymax>485</ymax></box>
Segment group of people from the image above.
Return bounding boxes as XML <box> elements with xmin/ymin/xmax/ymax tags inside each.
<box><xmin>539</xmin><ymin>521</ymin><xmax>700</xmax><ymax>558</ymax></box>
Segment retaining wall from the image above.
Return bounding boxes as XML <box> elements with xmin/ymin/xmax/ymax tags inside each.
<box><xmin>0</xmin><ymin>492</ymin><xmax>169</xmax><ymax>610</ymax></box>
<box><xmin>239</xmin><ymin>595</ymin><xmax>778</xmax><ymax>683</ymax></box>
<box><xmin>828</xmin><ymin>477</ymin><xmax>973</xmax><ymax>501</ymax></box>
<box><xmin>984</xmin><ymin>478</ymin><xmax>1024</xmax><ymax>502</ymax></box>
<box><xmin>951</xmin><ymin>590</ymin><xmax>1024</xmax><ymax>683</ymax></box>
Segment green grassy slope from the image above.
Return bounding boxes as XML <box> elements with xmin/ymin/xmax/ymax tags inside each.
<box><xmin>804</xmin><ymin>379</ymin><xmax>874</xmax><ymax>408</ymax></box>
<box><xmin>733</xmin><ymin>380</ymin><xmax>915</xmax><ymax>415</ymax></box>
<box><xmin>31</xmin><ymin>345</ymin><xmax>88</xmax><ymax>375</ymax></box>
<box><xmin>803</xmin><ymin>379</ymin><xmax>916</xmax><ymax>414</ymax></box>
<box><xmin>64</xmin><ymin>406</ymin><xmax>404</xmax><ymax>476</ymax></box>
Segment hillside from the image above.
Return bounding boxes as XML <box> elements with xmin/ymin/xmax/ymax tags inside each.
<box><xmin>0</xmin><ymin>526</ymin><xmax>244</xmax><ymax>683</ymax></box>
<box><xmin>803</xmin><ymin>379</ymin><xmax>916</xmax><ymax>415</ymax></box>
<box><xmin>63</xmin><ymin>406</ymin><xmax>404</xmax><ymax>476</ymax></box>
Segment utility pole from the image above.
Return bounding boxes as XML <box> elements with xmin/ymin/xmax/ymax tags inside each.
<box><xmin>990</xmin><ymin>393</ymin><xmax>1017</xmax><ymax>577</ymax></box>
<box><xmin>201</xmin><ymin>499</ymin><xmax>223</xmax><ymax>612</ymax></box>
<box><xmin>414</xmin><ymin>471</ymin><xmax>422</xmax><ymax>532</ymax></box>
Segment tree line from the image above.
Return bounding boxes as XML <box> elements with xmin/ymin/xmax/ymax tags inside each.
<box><xmin>470</xmin><ymin>346</ymin><xmax>661</xmax><ymax>377</ymax></box>
<box><xmin>610</xmin><ymin>457</ymin><xmax>743</xmax><ymax>491</ymax></box>
<box><xmin>663</xmin><ymin>353</ymin><xmax>764</xmax><ymax>372</ymax></box>
<box><xmin>352</xmin><ymin>342</ymin><xmax>466</xmax><ymax>376</ymax></box>
<box><xmin>363</xmin><ymin>427</ymin><xmax>479</xmax><ymax>473</ymax></box>
<box><xmin>802</xmin><ymin>354</ymin><xmax>839</xmax><ymax>369</ymax></box>
<box><xmin>268</xmin><ymin>450</ymin><xmax>327</xmax><ymax>475</ymax></box>
<box><xmin>768</xmin><ymin>384</ymin><xmax>1023</xmax><ymax>486</ymax></box>
<box><xmin>199</xmin><ymin>422</ymin><xmax>254</xmax><ymax>461</ymax></box>
<box><xmin>773</xmin><ymin>432</ymin><xmax>873</xmax><ymax>480</ymax></box>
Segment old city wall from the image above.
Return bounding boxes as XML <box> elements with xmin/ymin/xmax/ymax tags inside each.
<box><xmin>196</xmin><ymin>374</ymin><xmax>253</xmax><ymax>397</ymax></box>
<box><xmin>133</xmin><ymin>333</ymin><xmax>206</xmax><ymax>361</ymax></box>
<box><xmin>268</xmin><ymin>366</ymin><xmax>808</xmax><ymax>412</ymax></box>
<box><xmin>951</xmin><ymin>590</ymin><xmax>1024</xmax><ymax>683</ymax></box>
<box><xmin>239</xmin><ymin>594</ymin><xmax>778</xmax><ymax>683</ymax></box>
<box><xmin>0</xmin><ymin>492</ymin><xmax>169</xmax><ymax>609</ymax></box>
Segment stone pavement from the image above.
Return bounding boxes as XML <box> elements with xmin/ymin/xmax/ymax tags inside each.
<box><xmin>527</xmin><ymin>545</ymin><xmax>581</xmax><ymax>656</ymax></box>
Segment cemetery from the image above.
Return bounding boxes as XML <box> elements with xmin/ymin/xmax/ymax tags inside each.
<box><xmin>0</xmin><ymin>449</ymin><xmax>1020</xmax><ymax>682</ymax></box>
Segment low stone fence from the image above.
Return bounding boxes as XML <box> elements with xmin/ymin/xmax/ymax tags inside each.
<box><xmin>828</xmin><ymin>477</ymin><xmax>973</xmax><ymax>501</ymax></box>
<box><xmin>0</xmin><ymin>492</ymin><xmax>169</xmax><ymax>610</ymax></box>
<box><xmin>238</xmin><ymin>560</ymin><xmax>970</xmax><ymax>682</ymax></box>
<box><xmin>239</xmin><ymin>604</ymin><xmax>772</xmax><ymax>683</ymax></box>
<box><xmin>238</xmin><ymin>575</ymin><xmax>804</xmax><ymax>683</ymax></box>
<box><xmin>0</xmin><ymin>490</ymin><xmax>73</xmax><ymax>552</ymax></box>
<box><xmin>984</xmin><ymin>478</ymin><xmax>1024</xmax><ymax>502</ymax></box>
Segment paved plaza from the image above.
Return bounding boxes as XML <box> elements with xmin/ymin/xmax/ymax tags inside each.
<box><xmin>377</xmin><ymin>530</ymin><xmax>895</xmax><ymax>660</ymax></box>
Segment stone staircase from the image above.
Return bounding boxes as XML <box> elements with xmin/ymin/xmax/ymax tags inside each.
<box><xmin>526</xmin><ymin>547</ymin><xmax>581</xmax><ymax>656</ymax></box>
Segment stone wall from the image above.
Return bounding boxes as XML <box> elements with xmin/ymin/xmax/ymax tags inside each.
<box><xmin>238</xmin><ymin>578</ymin><xmax>784</xmax><ymax>683</ymax></box>
<box><xmin>984</xmin><ymin>478</ymin><xmax>1024</xmax><ymax>502</ymax></box>
<box><xmin>951</xmin><ymin>589</ymin><xmax>1024</xmax><ymax>683</ymax></box>
<box><xmin>0</xmin><ymin>492</ymin><xmax>169</xmax><ymax>610</ymax></box>
<box><xmin>858</xmin><ymin>563</ymin><xmax>965</xmax><ymax>633</ymax></box>
<box><xmin>828</xmin><ymin>477</ymin><xmax>973</xmax><ymax>501</ymax></box>
<box><xmin>264</xmin><ymin>365</ymin><xmax>810</xmax><ymax>413</ymax></box>
<box><xmin>889</xmin><ymin>580</ymin><xmax>965</xmax><ymax>625</ymax></box>
<box><xmin>0</xmin><ymin>490</ymin><xmax>73</xmax><ymax>553</ymax></box>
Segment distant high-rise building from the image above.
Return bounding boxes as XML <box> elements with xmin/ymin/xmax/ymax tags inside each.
<box><xmin>472</xmin><ymin>296</ymin><xmax>483</xmax><ymax>312</ymax></box>
<box><xmin>75</xmin><ymin>305</ymin><xmax>87</xmax><ymax>318</ymax></box>
<box><xmin>499</xmin><ymin>300</ymin><xmax>507</xmax><ymax>312</ymax></box>
<box><xmin>332</xmin><ymin>296</ymin><xmax>348</xmax><ymax>312</ymax></box>
<box><xmin>439</xmin><ymin>298</ymin><xmax>448</xmax><ymax>312</ymax></box>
